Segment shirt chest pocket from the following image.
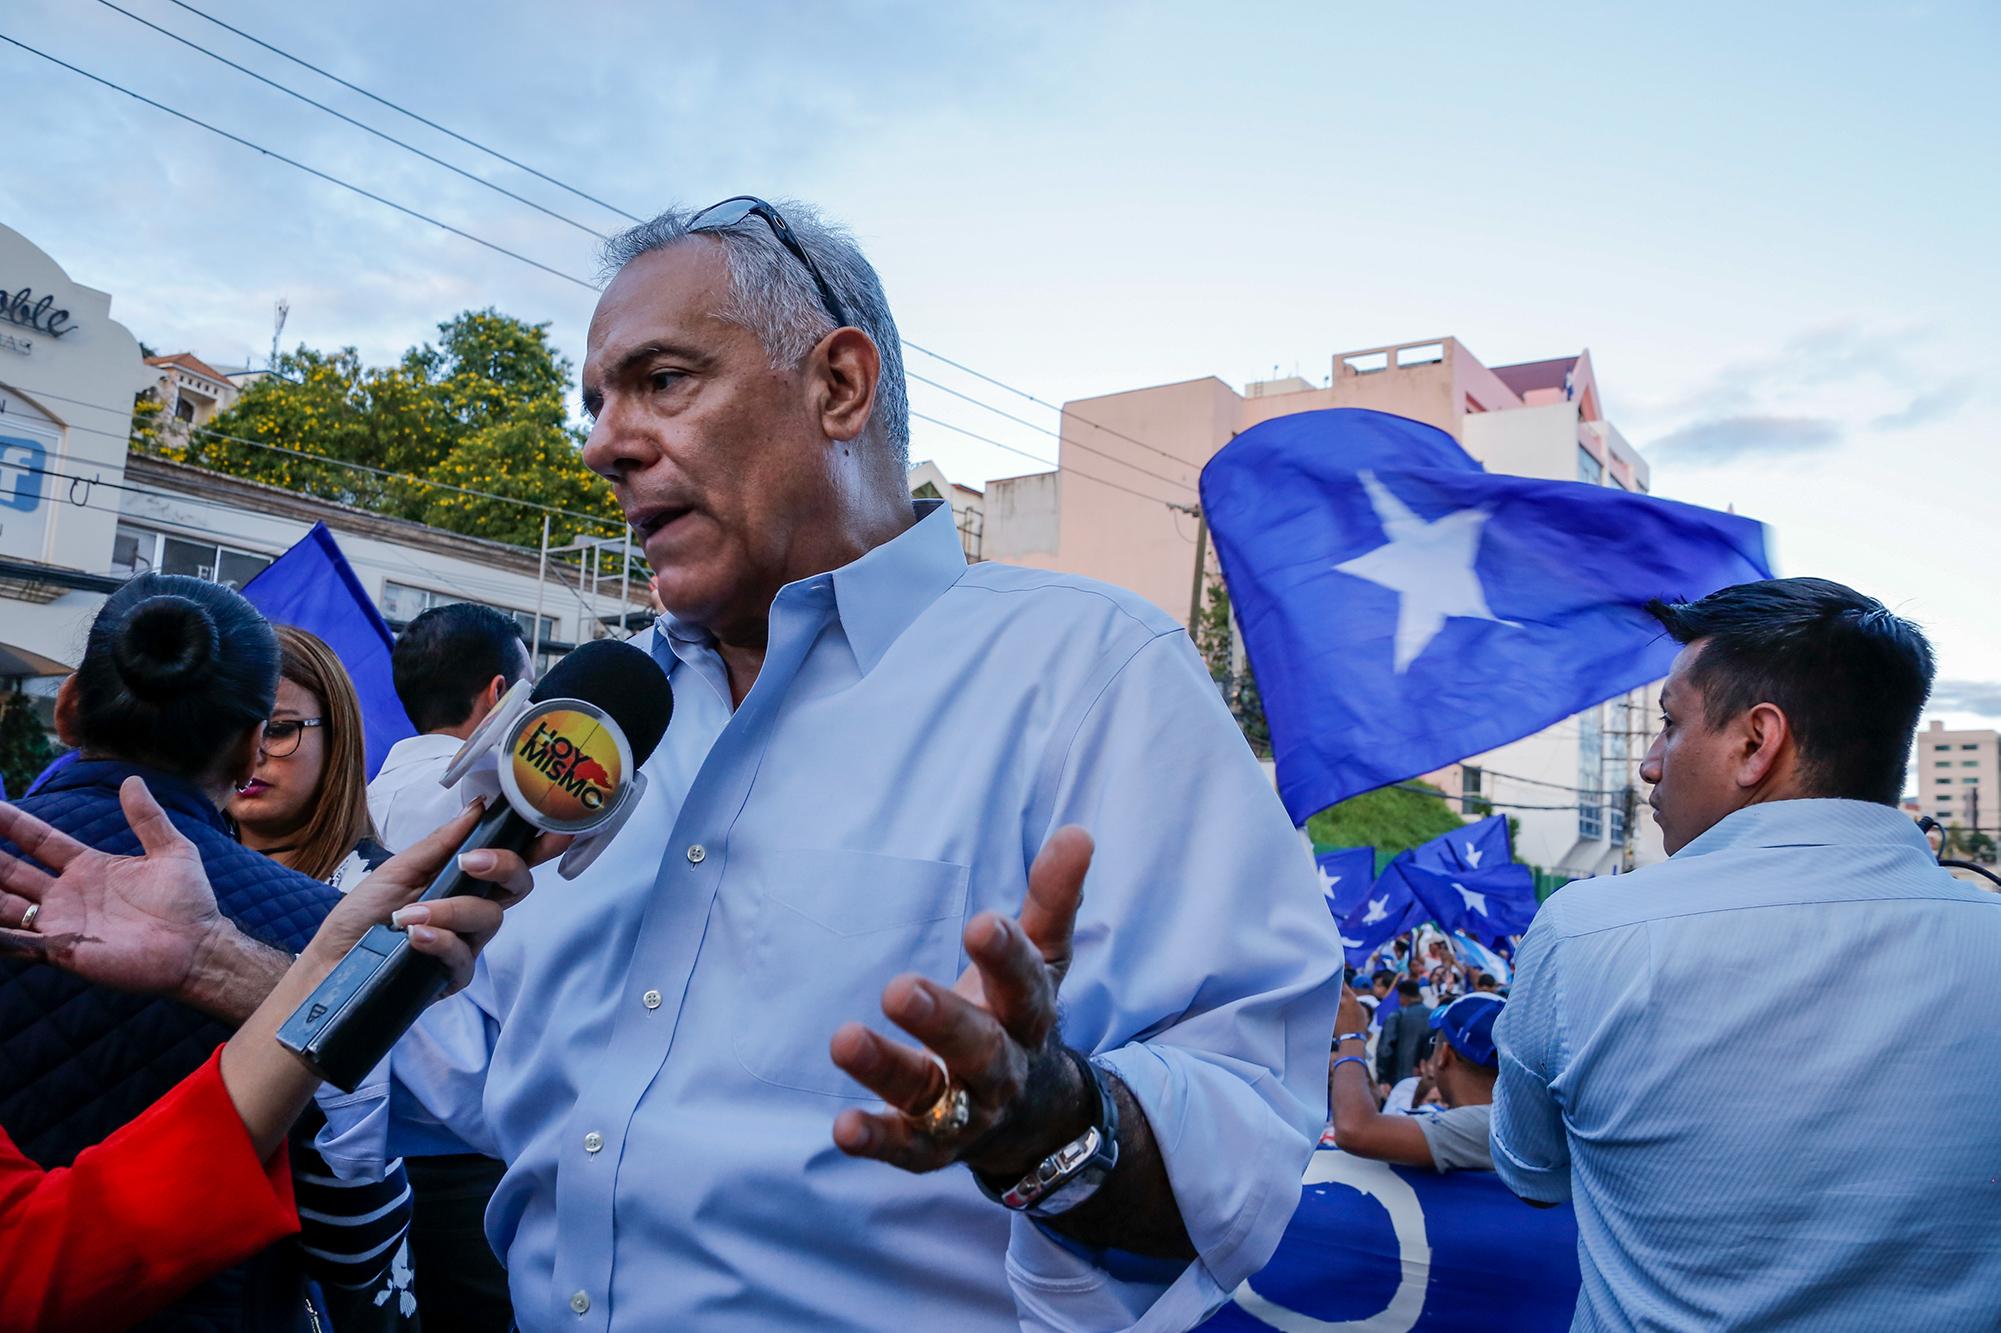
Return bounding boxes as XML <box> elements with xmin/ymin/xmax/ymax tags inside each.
<box><xmin>732</xmin><ymin>847</ymin><xmax>970</xmax><ymax>1098</ymax></box>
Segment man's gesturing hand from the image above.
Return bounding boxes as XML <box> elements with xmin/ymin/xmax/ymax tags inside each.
<box><xmin>0</xmin><ymin>777</ymin><xmax>225</xmax><ymax>996</ymax></box>
<box><xmin>829</xmin><ymin>825</ymin><xmax>1095</xmax><ymax>1176</ymax></box>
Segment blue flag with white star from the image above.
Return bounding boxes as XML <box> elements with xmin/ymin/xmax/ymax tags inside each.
<box><xmin>1337</xmin><ymin>859</ymin><xmax>1422</xmax><ymax>967</ymax></box>
<box><xmin>1202</xmin><ymin>409</ymin><xmax>1772</xmax><ymax>824</ymax></box>
<box><xmin>1384</xmin><ymin>857</ymin><xmax>1540</xmax><ymax>942</ymax></box>
<box><xmin>1410</xmin><ymin>814</ymin><xmax>1512</xmax><ymax>876</ymax></box>
<box><xmin>1315</xmin><ymin>846</ymin><xmax>1377</xmax><ymax>921</ymax></box>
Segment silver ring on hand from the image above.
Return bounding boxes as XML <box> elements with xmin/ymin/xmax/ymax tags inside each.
<box><xmin>18</xmin><ymin>902</ymin><xmax>39</xmax><ymax>931</ymax></box>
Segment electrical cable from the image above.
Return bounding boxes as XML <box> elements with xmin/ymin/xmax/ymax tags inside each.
<box><xmin>163</xmin><ymin>0</ymin><xmax>643</xmax><ymax>224</ymax></box>
<box><xmin>91</xmin><ymin>0</ymin><xmax>609</xmax><ymax>240</ymax></box>
<box><xmin>0</xmin><ymin>32</ymin><xmax>601</xmax><ymax>295</ymax></box>
<box><xmin>909</xmin><ymin>372</ymin><xmax>1196</xmax><ymax>495</ymax></box>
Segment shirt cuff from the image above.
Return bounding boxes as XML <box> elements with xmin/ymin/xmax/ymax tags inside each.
<box><xmin>132</xmin><ymin>1046</ymin><xmax>299</xmax><ymax>1241</ymax></box>
<box><xmin>1488</xmin><ymin>1123</ymin><xmax>1571</xmax><ymax>1203</ymax></box>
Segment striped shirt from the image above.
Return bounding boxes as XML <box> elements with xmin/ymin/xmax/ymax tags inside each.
<box><xmin>1493</xmin><ymin>799</ymin><xmax>2001</xmax><ymax>1330</ymax></box>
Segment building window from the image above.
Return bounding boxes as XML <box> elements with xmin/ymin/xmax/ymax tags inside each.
<box><xmin>112</xmin><ymin>522</ymin><xmax>270</xmax><ymax>589</ymax></box>
<box><xmin>380</xmin><ymin>580</ymin><xmax>556</xmax><ymax>647</ymax></box>
<box><xmin>1578</xmin><ymin>707</ymin><xmax>1604</xmax><ymax>840</ymax></box>
<box><xmin>1963</xmin><ymin>744</ymin><xmax>1980</xmax><ymax>751</ymax></box>
<box><xmin>1577</xmin><ymin>447</ymin><xmax>1603</xmax><ymax>485</ymax></box>
<box><xmin>1939</xmin><ymin>777</ymin><xmax>1953</xmax><ymax>784</ymax></box>
<box><xmin>1936</xmin><ymin>744</ymin><xmax>1953</xmax><ymax>751</ymax></box>
<box><xmin>1965</xmin><ymin>761</ymin><xmax>1981</xmax><ymax>768</ymax></box>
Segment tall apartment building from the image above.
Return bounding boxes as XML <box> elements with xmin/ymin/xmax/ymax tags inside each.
<box><xmin>981</xmin><ymin>337</ymin><xmax>1662</xmax><ymax>876</ymax></box>
<box><xmin>1917</xmin><ymin>721</ymin><xmax>2001</xmax><ymax>837</ymax></box>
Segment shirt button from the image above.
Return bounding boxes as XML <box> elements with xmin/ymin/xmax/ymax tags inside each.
<box><xmin>686</xmin><ymin>843</ymin><xmax>706</xmax><ymax>865</ymax></box>
<box><xmin>642</xmin><ymin>989</ymin><xmax>662</xmax><ymax>1010</ymax></box>
<box><xmin>570</xmin><ymin>1290</ymin><xmax>590</xmax><ymax>1315</ymax></box>
<box><xmin>583</xmin><ymin>1131</ymin><xmax>604</xmax><ymax>1154</ymax></box>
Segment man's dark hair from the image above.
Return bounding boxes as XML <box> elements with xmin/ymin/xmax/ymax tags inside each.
<box><xmin>1396</xmin><ymin>979</ymin><xmax>1423</xmax><ymax>1000</ymax></box>
<box><xmin>392</xmin><ymin>603</ymin><xmax>531</xmax><ymax>733</ymax></box>
<box><xmin>1370</xmin><ymin>969</ymin><xmax>1396</xmax><ymax>989</ymax></box>
<box><xmin>1647</xmin><ymin>577</ymin><xmax>1934</xmax><ymax>805</ymax></box>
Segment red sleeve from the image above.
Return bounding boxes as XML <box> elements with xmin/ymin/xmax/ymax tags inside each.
<box><xmin>0</xmin><ymin>1046</ymin><xmax>300</xmax><ymax>1332</ymax></box>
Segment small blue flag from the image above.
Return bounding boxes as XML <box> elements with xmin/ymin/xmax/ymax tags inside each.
<box><xmin>1337</xmin><ymin>859</ymin><xmax>1423</xmax><ymax>967</ymax></box>
<box><xmin>1387</xmin><ymin>858</ymin><xmax>1540</xmax><ymax>943</ymax></box>
<box><xmin>1200</xmin><ymin>1147</ymin><xmax>1581</xmax><ymax>1330</ymax></box>
<box><xmin>1202</xmin><ymin>409</ymin><xmax>1773</xmax><ymax>825</ymax></box>
<box><xmin>1410</xmin><ymin>813</ymin><xmax>1512</xmax><ymax>876</ymax></box>
<box><xmin>1314</xmin><ymin>846</ymin><xmax>1377</xmax><ymax>921</ymax></box>
<box><xmin>242</xmin><ymin>523</ymin><xmax>415</xmax><ymax>780</ymax></box>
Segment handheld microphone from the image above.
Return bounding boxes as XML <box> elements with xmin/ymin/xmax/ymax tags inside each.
<box><xmin>278</xmin><ymin>638</ymin><xmax>673</xmax><ymax>1091</ymax></box>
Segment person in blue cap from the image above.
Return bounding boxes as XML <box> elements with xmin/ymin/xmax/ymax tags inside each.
<box><xmin>1330</xmin><ymin>988</ymin><xmax>1502</xmax><ymax>1173</ymax></box>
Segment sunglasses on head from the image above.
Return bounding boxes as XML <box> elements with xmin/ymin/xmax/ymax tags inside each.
<box><xmin>687</xmin><ymin>196</ymin><xmax>853</xmax><ymax>331</ymax></box>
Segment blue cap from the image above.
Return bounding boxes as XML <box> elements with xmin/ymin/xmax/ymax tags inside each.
<box><xmin>1428</xmin><ymin>992</ymin><xmax>1503</xmax><ymax>1068</ymax></box>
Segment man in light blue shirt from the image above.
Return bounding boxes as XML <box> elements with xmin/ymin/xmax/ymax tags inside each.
<box><xmin>1493</xmin><ymin>577</ymin><xmax>2001</xmax><ymax>1329</ymax></box>
<box><xmin>316</xmin><ymin>197</ymin><xmax>1343</xmax><ymax>1331</ymax></box>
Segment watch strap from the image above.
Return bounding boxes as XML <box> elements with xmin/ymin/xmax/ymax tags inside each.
<box><xmin>977</xmin><ymin>1047</ymin><xmax>1120</xmax><ymax>1218</ymax></box>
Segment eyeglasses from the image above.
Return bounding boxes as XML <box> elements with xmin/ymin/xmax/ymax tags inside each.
<box><xmin>260</xmin><ymin>717</ymin><xmax>324</xmax><ymax>759</ymax></box>
<box><xmin>687</xmin><ymin>196</ymin><xmax>853</xmax><ymax>330</ymax></box>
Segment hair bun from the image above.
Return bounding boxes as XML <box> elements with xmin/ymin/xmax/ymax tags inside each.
<box><xmin>112</xmin><ymin>594</ymin><xmax>221</xmax><ymax>701</ymax></box>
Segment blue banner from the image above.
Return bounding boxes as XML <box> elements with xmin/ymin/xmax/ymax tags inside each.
<box><xmin>242</xmin><ymin>523</ymin><xmax>414</xmax><ymax>779</ymax></box>
<box><xmin>1410</xmin><ymin>814</ymin><xmax>1512</xmax><ymax>876</ymax></box>
<box><xmin>1202</xmin><ymin>409</ymin><xmax>1772</xmax><ymax>825</ymax></box>
<box><xmin>1386</xmin><ymin>858</ymin><xmax>1540</xmax><ymax>943</ymax></box>
<box><xmin>1202</xmin><ymin>1146</ymin><xmax>1581</xmax><ymax>1331</ymax></box>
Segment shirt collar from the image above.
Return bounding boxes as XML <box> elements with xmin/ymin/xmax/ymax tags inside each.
<box><xmin>1673</xmin><ymin>798</ymin><xmax>1932</xmax><ymax>859</ymax></box>
<box><xmin>658</xmin><ymin>499</ymin><xmax>967</xmax><ymax>677</ymax></box>
<box><xmin>380</xmin><ymin>733</ymin><xmax>466</xmax><ymax>768</ymax></box>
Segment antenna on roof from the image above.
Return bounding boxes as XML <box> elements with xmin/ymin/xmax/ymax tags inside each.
<box><xmin>269</xmin><ymin>298</ymin><xmax>290</xmax><ymax>372</ymax></box>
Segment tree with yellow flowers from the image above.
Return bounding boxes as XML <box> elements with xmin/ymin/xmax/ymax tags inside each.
<box><xmin>155</xmin><ymin>309</ymin><xmax>624</xmax><ymax>550</ymax></box>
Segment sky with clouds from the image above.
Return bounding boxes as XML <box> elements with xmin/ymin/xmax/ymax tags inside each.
<box><xmin>5</xmin><ymin>0</ymin><xmax>1998</xmax><ymax>726</ymax></box>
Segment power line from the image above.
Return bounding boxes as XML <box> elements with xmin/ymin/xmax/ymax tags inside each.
<box><xmin>0</xmin><ymin>32</ymin><xmax>600</xmax><ymax>295</ymax></box>
<box><xmin>117</xmin><ymin>7</ymin><xmax>1205</xmax><ymax>495</ymax></box>
<box><xmin>909</xmin><ymin>412</ymin><xmax>1187</xmax><ymax>507</ymax></box>
<box><xmin>164</xmin><ymin>0</ymin><xmax>643</xmax><ymax>224</ymax></box>
<box><xmin>903</xmin><ymin>343</ymin><xmax>1197</xmax><ymax>471</ymax></box>
<box><xmin>910</xmin><ymin>371</ymin><xmax>1196</xmax><ymax>496</ymax></box>
<box><xmin>8</xmin><ymin>385</ymin><xmax>625</xmax><ymax>529</ymax></box>
<box><xmin>92</xmin><ymin>0</ymin><xmax>609</xmax><ymax>240</ymax></box>
<box><xmin>8</xmin><ymin>29</ymin><xmax>1202</xmax><ymax>507</ymax></box>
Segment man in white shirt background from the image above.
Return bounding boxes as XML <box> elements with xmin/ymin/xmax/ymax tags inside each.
<box><xmin>367</xmin><ymin>604</ymin><xmax>533</xmax><ymax>854</ymax></box>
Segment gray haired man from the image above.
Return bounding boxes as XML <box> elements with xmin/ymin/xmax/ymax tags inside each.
<box><xmin>316</xmin><ymin>196</ymin><xmax>1341</xmax><ymax>1330</ymax></box>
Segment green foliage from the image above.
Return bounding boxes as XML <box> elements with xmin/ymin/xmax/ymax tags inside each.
<box><xmin>1944</xmin><ymin>822</ymin><xmax>1997</xmax><ymax>864</ymax></box>
<box><xmin>0</xmin><ymin>693</ymin><xmax>53</xmax><ymax>799</ymax></box>
<box><xmin>1194</xmin><ymin>571</ymin><xmax>1270</xmax><ymax>757</ymax></box>
<box><xmin>1306</xmin><ymin>780</ymin><xmax>1467</xmax><ymax>858</ymax></box>
<box><xmin>149</xmin><ymin>309</ymin><xmax>623</xmax><ymax>549</ymax></box>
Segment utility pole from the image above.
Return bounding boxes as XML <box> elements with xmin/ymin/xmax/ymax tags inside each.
<box><xmin>1181</xmin><ymin>504</ymin><xmax>1207</xmax><ymax>635</ymax></box>
<box><xmin>268</xmin><ymin>298</ymin><xmax>289</xmax><ymax>373</ymax></box>
<box><xmin>531</xmin><ymin>513</ymin><xmax>550</xmax><ymax>664</ymax></box>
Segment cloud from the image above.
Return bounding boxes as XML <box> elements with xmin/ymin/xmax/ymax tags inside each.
<box><xmin>1929</xmin><ymin>680</ymin><xmax>2001</xmax><ymax>716</ymax></box>
<box><xmin>1873</xmin><ymin>379</ymin><xmax>1976</xmax><ymax>431</ymax></box>
<box><xmin>1645</xmin><ymin>414</ymin><xmax>1841</xmax><ymax>464</ymax></box>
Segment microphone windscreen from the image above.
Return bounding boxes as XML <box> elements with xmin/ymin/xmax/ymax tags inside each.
<box><xmin>530</xmin><ymin>639</ymin><xmax>674</xmax><ymax>767</ymax></box>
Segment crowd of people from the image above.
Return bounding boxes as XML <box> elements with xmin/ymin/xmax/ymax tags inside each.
<box><xmin>0</xmin><ymin>193</ymin><xmax>1997</xmax><ymax>1333</ymax></box>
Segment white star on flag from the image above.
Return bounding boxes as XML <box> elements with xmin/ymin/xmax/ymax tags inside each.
<box><xmin>1333</xmin><ymin>470</ymin><xmax>1512</xmax><ymax>672</ymax></box>
<box><xmin>1454</xmin><ymin>883</ymin><xmax>1489</xmax><ymax>916</ymax></box>
<box><xmin>1462</xmin><ymin>843</ymin><xmax>1484</xmax><ymax>868</ymax></box>
<box><xmin>1361</xmin><ymin>895</ymin><xmax>1391</xmax><ymax>926</ymax></box>
<box><xmin>1317</xmin><ymin>863</ymin><xmax>1342</xmax><ymax>905</ymax></box>
<box><xmin>1339</xmin><ymin>933</ymin><xmax>1364</xmax><ymax>949</ymax></box>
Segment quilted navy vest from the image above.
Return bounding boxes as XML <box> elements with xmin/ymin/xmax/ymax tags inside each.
<box><xmin>0</xmin><ymin>759</ymin><xmax>337</xmax><ymax>1331</ymax></box>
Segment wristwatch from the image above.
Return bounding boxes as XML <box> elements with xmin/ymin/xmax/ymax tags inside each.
<box><xmin>977</xmin><ymin>1048</ymin><xmax>1121</xmax><ymax>1218</ymax></box>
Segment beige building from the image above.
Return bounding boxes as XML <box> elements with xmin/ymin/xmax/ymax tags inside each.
<box><xmin>983</xmin><ymin>336</ymin><xmax>1663</xmax><ymax>876</ymax></box>
<box><xmin>1917</xmin><ymin>720</ymin><xmax>2000</xmax><ymax>836</ymax></box>
<box><xmin>143</xmin><ymin>351</ymin><xmax>241</xmax><ymax>431</ymax></box>
<box><xmin>906</xmin><ymin>459</ymin><xmax>984</xmax><ymax>562</ymax></box>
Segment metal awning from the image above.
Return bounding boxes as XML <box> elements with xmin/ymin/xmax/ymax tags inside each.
<box><xmin>0</xmin><ymin>641</ymin><xmax>73</xmax><ymax>679</ymax></box>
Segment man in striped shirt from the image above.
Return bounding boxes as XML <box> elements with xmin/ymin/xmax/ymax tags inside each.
<box><xmin>1493</xmin><ymin>578</ymin><xmax>2001</xmax><ymax>1329</ymax></box>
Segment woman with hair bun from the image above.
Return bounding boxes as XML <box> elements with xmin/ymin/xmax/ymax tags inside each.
<box><xmin>0</xmin><ymin>574</ymin><xmax>401</xmax><ymax>1331</ymax></box>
